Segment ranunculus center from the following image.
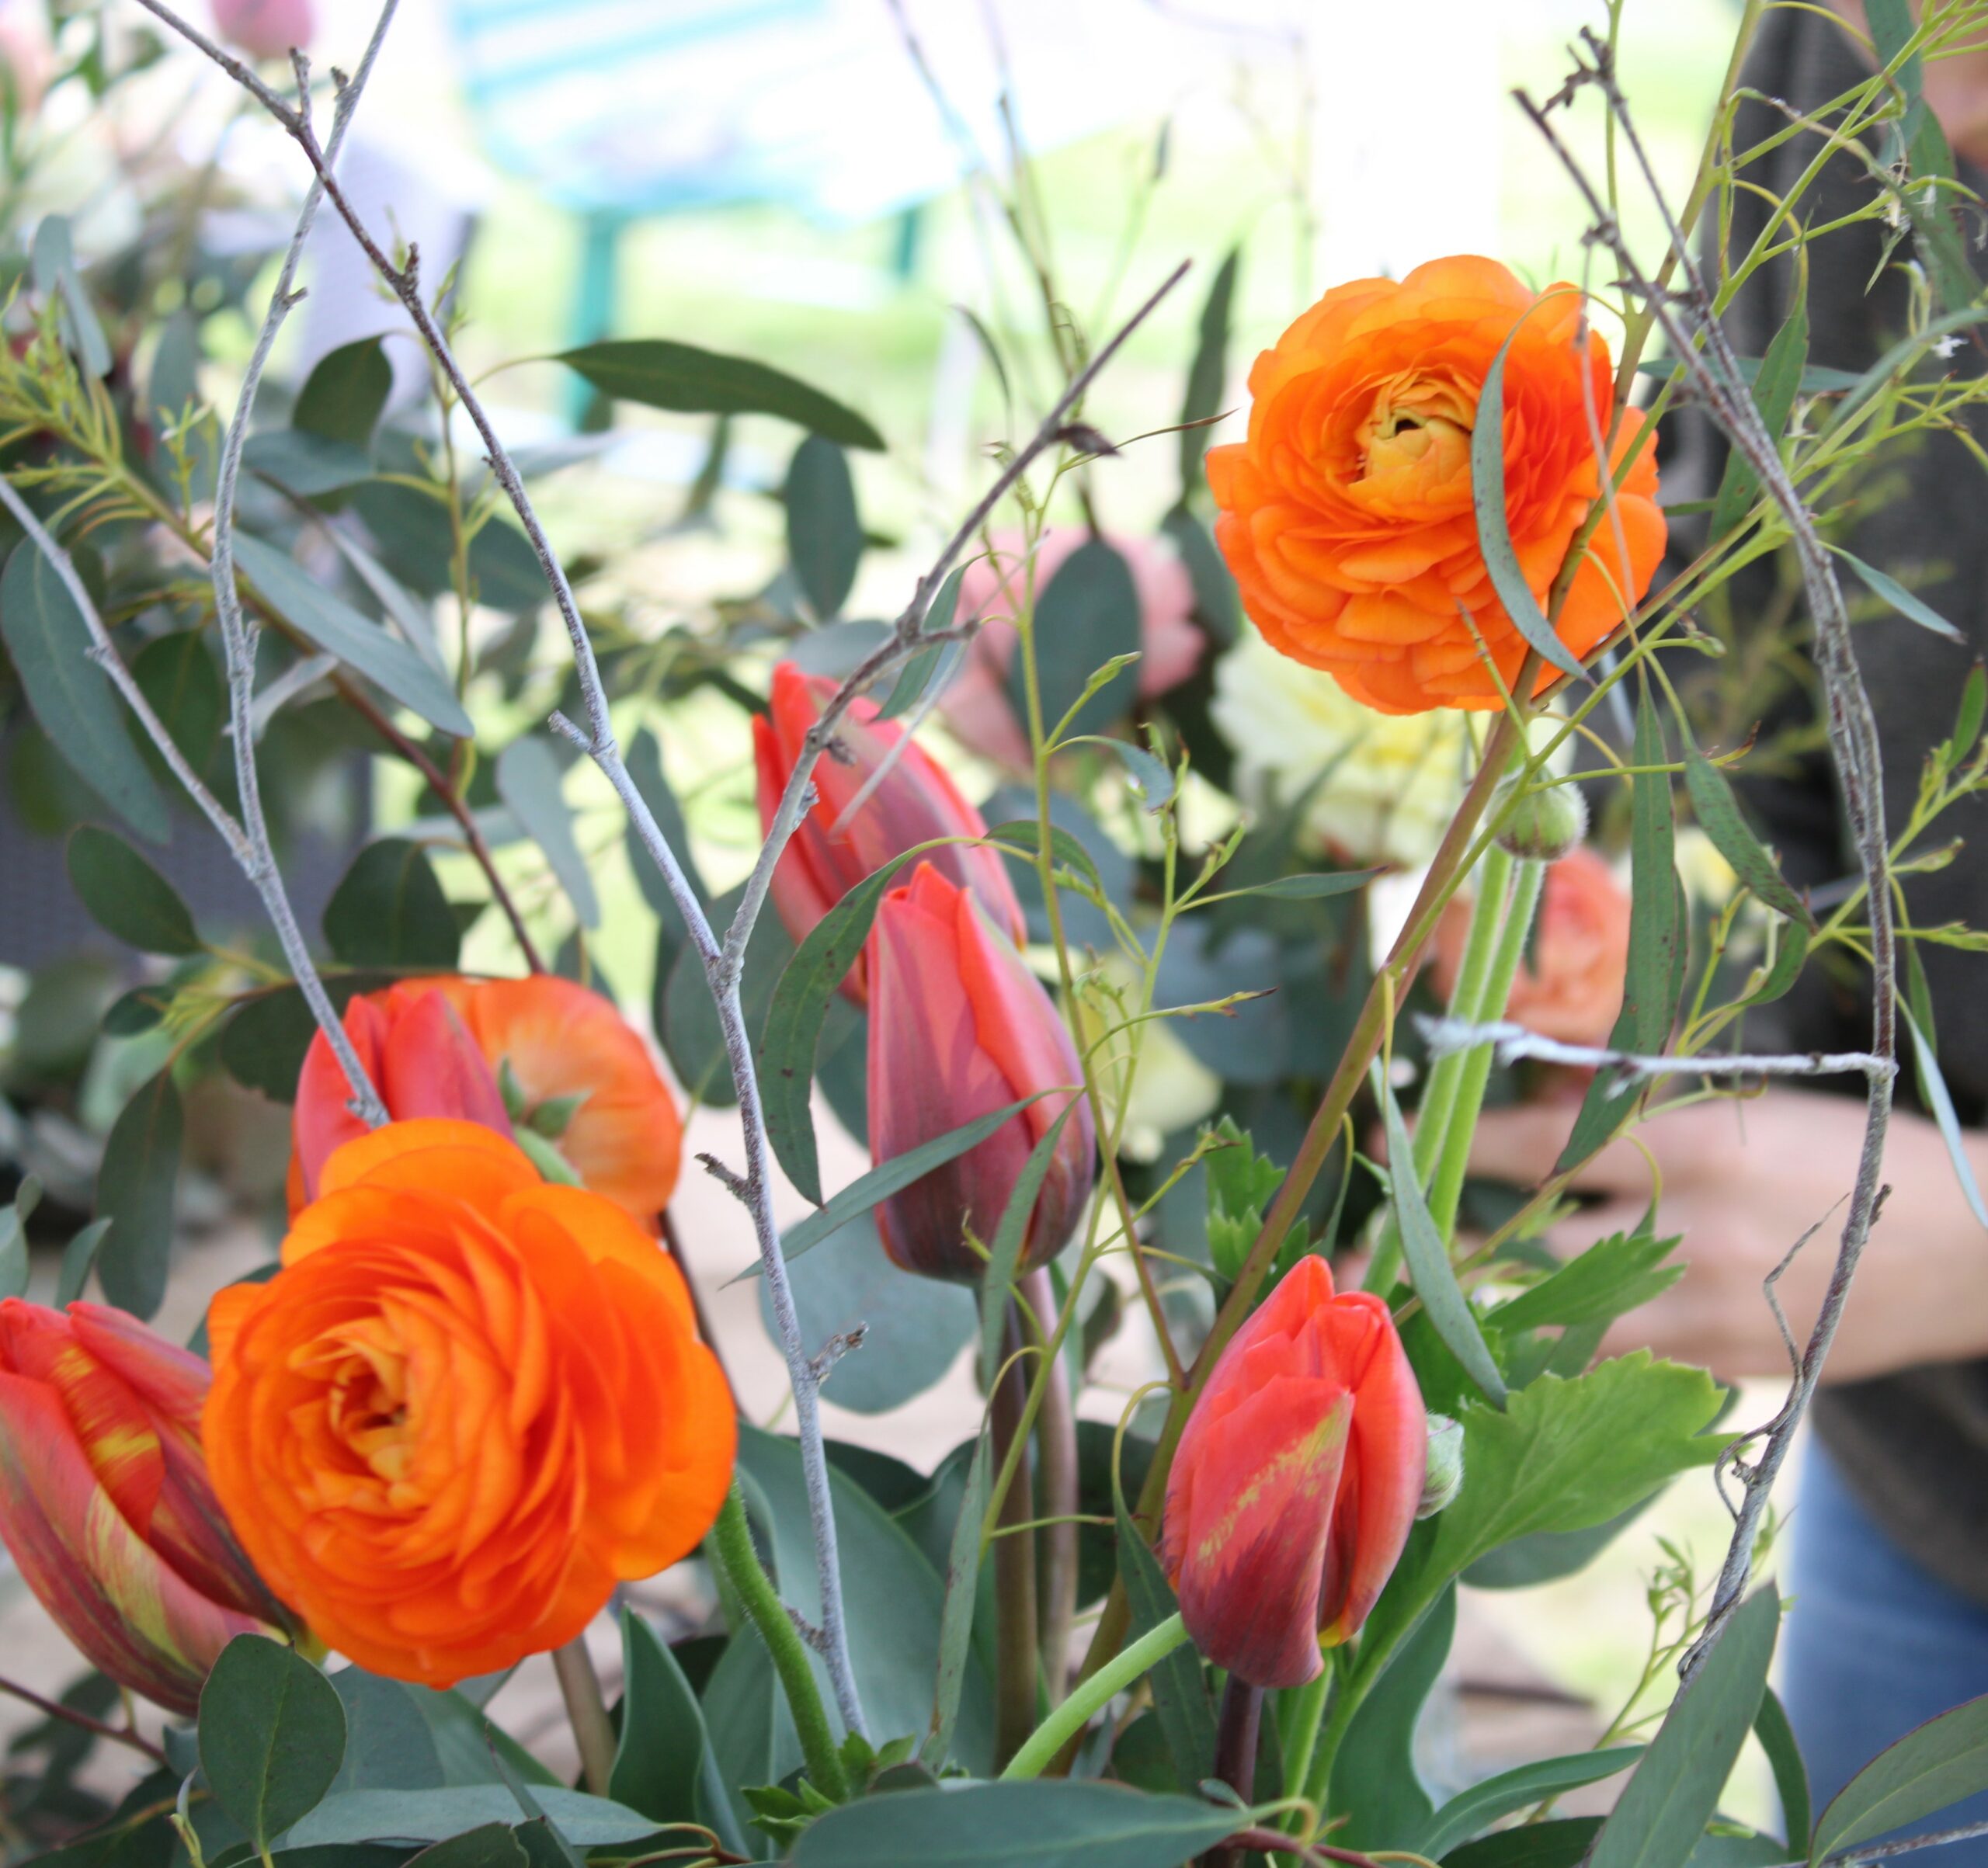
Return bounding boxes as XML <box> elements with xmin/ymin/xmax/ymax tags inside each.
<box><xmin>309</xmin><ymin>1318</ymin><xmax>415</xmax><ymax>1483</ymax></box>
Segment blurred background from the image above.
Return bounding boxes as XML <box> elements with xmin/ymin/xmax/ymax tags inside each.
<box><xmin>0</xmin><ymin>0</ymin><xmax>1777</xmax><ymax>1831</ymax></box>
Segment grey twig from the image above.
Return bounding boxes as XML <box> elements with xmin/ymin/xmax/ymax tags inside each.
<box><xmin>134</xmin><ymin>0</ymin><xmax>1186</xmax><ymax>1742</ymax></box>
<box><xmin>785</xmin><ymin>1606</ymin><xmax>830</xmax><ymax>1655</ymax></box>
<box><xmin>1519</xmin><ymin>27</ymin><xmax>1898</xmax><ymax>1680</ymax></box>
<box><xmin>1416</xmin><ymin>1016</ymin><xmax>1894</xmax><ymax>1085</ymax></box>
<box><xmin>810</xmin><ymin>1325</ymin><xmax>867</xmax><ymax>1384</ymax></box>
<box><xmin>198</xmin><ymin>2</ymin><xmax>400</xmax><ymax>1125</ymax></box>
<box><xmin>695</xmin><ymin>1151</ymin><xmax>752</xmax><ymax>1202</ymax></box>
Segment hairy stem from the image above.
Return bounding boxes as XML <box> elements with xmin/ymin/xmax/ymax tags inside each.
<box><xmin>709</xmin><ymin>1487</ymin><xmax>849</xmax><ymax>1802</ymax></box>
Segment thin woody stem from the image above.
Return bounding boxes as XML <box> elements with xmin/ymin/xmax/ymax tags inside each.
<box><xmin>0</xmin><ymin>1672</ymin><xmax>165</xmax><ymax>1763</ymax></box>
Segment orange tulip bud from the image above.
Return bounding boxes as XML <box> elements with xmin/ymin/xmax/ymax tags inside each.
<box><xmin>753</xmin><ymin>661</ymin><xmax>1024</xmax><ymax>1005</ymax></box>
<box><xmin>867</xmin><ymin>863</ymin><xmax>1094</xmax><ymax>1280</ymax></box>
<box><xmin>0</xmin><ymin>1300</ymin><xmax>290</xmax><ymax>1714</ymax></box>
<box><xmin>1163</xmin><ymin>1257</ymin><xmax>1427</xmax><ymax>1688</ymax></box>
<box><xmin>292</xmin><ymin>977</ymin><xmax>683</xmax><ymax>1224</ymax></box>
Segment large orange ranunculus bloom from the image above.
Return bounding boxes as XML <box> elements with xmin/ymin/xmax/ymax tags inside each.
<box><xmin>205</xmin><ymin>1120</ymin><xmax>734</xmax><ymax>1686</ymax></box>
<box><xmin>293</xmin><ymin>977</ymin><xmax>683</xmax><ymax>1224</ymax></box>
<box><xmin>1206</xmin><ymin>255</ymin><xmax>1667</xmax><ymax>715</ymax></box>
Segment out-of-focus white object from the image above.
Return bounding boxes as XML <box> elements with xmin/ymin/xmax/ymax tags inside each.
<box><xmin>443</xmin><ymin>0</ymin><xmax>1239</xmax><ymax>224</ymax></box>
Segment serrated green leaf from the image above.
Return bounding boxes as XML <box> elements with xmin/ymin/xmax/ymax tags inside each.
<box><xmin>1489</xmin><ymin>1231</ymin><xmax>1683</xmax><ymax>1335</ymax></box>
<box><xmin>67</xmin><ymin>826</ymin><xmax>200</xmax><ymax>955</ymax></box>
<box><xmin>557</xmin><ymin>340</ymin><xmax>884</xmax><ymax>450</ymax></box>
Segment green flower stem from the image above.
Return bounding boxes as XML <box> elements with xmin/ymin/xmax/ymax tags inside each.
<box><xmin>1001</xmin><ymin>1612</ymin><xmax>1188</xmax><ymax>1780</ymax></box>
<box><xmin>1427</xmin><ymin>856</ymin><xmax>1545</xmax><ymax>1241</ymax></box>
<box><xmin>1364</xmin><ymin>841</ymin><xmax>1516</xmax><ymax>1296</ymax></box>
<box><xmin>1276</xmin><ymin>1669</ymin><xmax>1331</xmax><ymax>1816</ymax></box>
<box><xmin>992</xmin><ymin>1302</ymin><xmax>1042</xmax><ymax>1768</ymax></box>
<box><xmin>710</xmin><ymin>1485</ymin><xmax>849</xmax><ymax>1803</ymax></box>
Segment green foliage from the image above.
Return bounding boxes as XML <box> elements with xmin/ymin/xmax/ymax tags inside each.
<box><xmin>1010</xmin><ymin>540</ymin><xmax>1142</xmax><ymax>746</ymax></box>
<box><xmin>1811</xmin><ymin>1692</ymin><xmax>1988</xmax><ymax>1861</ymax></box>
<box><xmin>1112</xmin><ymin>1498</ymin><xmax>1214</xmax><ymax>1790</ymax></box>
<box><xmin>494</xmin><ymin>736</ymin><xmax>600</xmax><ymax>929</ymax></box>
<box><xmin>322</xmin><ymin>839</ymin><xmax>461</xmax><ymax>970</ymax></box>
<box><xmin>92</xmin><ymin>1069</ymin><xmax>182</xmax><ymax>1319</ymax></box>
<box><xmin>1331</xmin><ymin>1584</ymin><xmax>1457</xmax><ymax>1847</ymax></box>
<box><xmin>1201</xmin><ymin>1116</ymin><xmax>1289</xmax><ymax>1283</ymax></box>
<box><xmin>555</xmin><ymin>339</ymin><xmax>885</xmax><ymax>449</ymax></box>
<box><xmin>198</xmin><ymin>1636</ymin><xmax>348</xmax><ymax>1849</ymax></box>
<box><xmin>786</xmin><ymin>436</ymin><xmax>864</xmax><ymax>621</ymax></box>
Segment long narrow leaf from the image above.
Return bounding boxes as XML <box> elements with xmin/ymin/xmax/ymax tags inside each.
<box><xmin>1902</xmin><ymin>1004</ymin><xmax>1988</xmax><ymax>1231</ymax></box>
<box><xmin>1469</xmin><ymin>317</ymin><xmax>1587</xmax><ymax>685</ymax></box>
<box><xmin>1377</xmin><ymin>1070</ymin><xmax>1506</xmax><ymax>1407</ymax></box>
<box><xmin>976</xmin><ymin>1102</ymin><xmax>1083</xmax><ymax>1387</ymax></box>
<box><xmin>923</xmin><ymin>1430</ymin><xmax>991</xmax><ymax>1770</ymax></box>
<box><xmin>1684</xmin><ymin>743</ymin><xmax>1816</xmax><ymax>929</ymax></box>
<box><xmin>1707</xmin><ymin>286</ymin><xmax>1808</xmax><ymax>542</ymax></box>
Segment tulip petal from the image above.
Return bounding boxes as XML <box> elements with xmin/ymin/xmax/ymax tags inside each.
<box><xmin>1170</xmin><ymin>1377</ymin><xmax>1352</xmax><ymax>1689</ymax></box>
<box><xmin>0</xmin><ymin>1368</ymin><xmax>269</xmax><ymax>1714</ymax></box>
<box><xmin>380</xmin><ymin>991</ymin><xmax>512</xmax><ymax>1137</ymax></box>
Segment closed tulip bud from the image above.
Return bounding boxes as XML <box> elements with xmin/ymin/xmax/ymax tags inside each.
<box><xmin>1490</xmin><ymin>772</ymin><xmax>1588</xmax><ymax>863</ymax></box>
<box><xmin>1163</xmin><ymin>1257</ymin><xmax>1427</xmax><ymax>1688</ymax></box>
<box><xmin>867</xmin><ymin>864</ymin><xmax>1095</xmax><ymax>1280</ymax></box>
<box><xmin>293</xmin><ymin>984</ymin><xmax>512</xmax><ymax>1204</ymax></box>
<box><xmin>0</xmin><ymin>1300</ymin><xmax>292</xmax><ymax>1714</ymax></box>
<box><xmin>753</xmin><ymin>661</ymin><xmax>1025</xmax><ymax>1005</ymax></box>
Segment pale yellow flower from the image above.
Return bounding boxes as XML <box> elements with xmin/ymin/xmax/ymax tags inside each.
<box><xmin>1210</xmin><ymin>630</ymin><xmax>1472</xmax><ymax>867</ymax></box>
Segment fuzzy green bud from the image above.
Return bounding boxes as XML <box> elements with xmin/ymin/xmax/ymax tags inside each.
<box><xmin>1416</xmin><ymin>1413</ymin><xmax>1465</xmax><ymax>1520</ymax></box>
<box><xmin>1490</xmin><ymin>773</ymin><xmax>1587</xmax><ymax>863</ymax></box>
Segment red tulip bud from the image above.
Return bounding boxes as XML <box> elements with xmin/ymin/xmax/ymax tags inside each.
<box><xmin>867</xmin><ymin>864</ymin><xmax>1094</xmax><ymax>1280</ymax></box>
<box><xmin>753</xmin><ymin>661</ymin><xmax>1024</xmax><ymax>1005</ymax></box>
<box><xmin>0</xmin><ymin>1300</ymin><xmax>291</xmax><ymax>1714</ymax></box>
<box><xmin>1162</xmin><ymin>1257</ymin><xmax>1427</xmax><ymax>1687</ymax></box>
<box><xmin>294</xmin><ymin>985</ymin><xmax>511</xmax><ymax>1203</ymax></box>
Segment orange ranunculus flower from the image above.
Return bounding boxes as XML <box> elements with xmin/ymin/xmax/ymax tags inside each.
<box><xmin>1206</xmin><ymin>255</ymin><xmax>1667</xmax><ymax>715</ymax></box>
<box><xmin>293</xmin><ymin>977</ymin><xmax>683</xmax><ymax>1224</ymax></box>
<box><xmin>1432</xmin><ymin>846</ymin><xmax>1632</xmax><ymax>1047</ymax></box>
<box><xmin>205</xmin><ymin>1120</ymin><xmax>734</xmax><ymax>1687</ymax></box>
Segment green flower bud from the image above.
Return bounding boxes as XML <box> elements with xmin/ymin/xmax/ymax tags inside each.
<box><xmin>1416</xmin><ymin>1413</ymin><xmax>1465</xmax><ymax>1520</ymax></box>
<box><xmin>1491</xmin><ymin>773</ymin><xmax>1587</xmax><ymax>863</ymax></box>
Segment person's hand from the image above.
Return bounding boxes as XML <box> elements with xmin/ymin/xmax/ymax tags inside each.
<box><xmin>1468</xmin><ymin>1089</ymin><xmax>1988</xmax><ymax>1383</ymax></box>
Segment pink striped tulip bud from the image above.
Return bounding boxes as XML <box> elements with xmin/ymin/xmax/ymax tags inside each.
<box><xmin>293</xmin><ymin>984</ymin><xmax>512</xmax><ymax>1204</ymax></box>
<box><xmin>753</xmin><ymin>661</ymin><xmax>1025</xmax><ymax>1005</ymax></box>
<box><xmin>0</xmin><ymin>1301</ymin><xmax>292</xmax><ymax>1713</ymax></box>
<box><xmin>1162</xmin><ymin>1257</ymin><xmax>1427</xmax><ymax>1688</ymax></box>
<box><xmin>867</xmin><ymin>864</ymin><xmax>1095</xmax><ymax>1280</ymax></box>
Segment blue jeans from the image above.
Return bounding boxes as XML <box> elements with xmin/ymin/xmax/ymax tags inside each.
<box><xmin>1784</xmin><ymin>1442</ymin><xmax>1988</xmax><ymax>1863</ymax></box>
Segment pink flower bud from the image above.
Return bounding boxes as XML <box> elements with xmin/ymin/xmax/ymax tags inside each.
<box><xmin>753</xmin><ymin>661</ymin><xmax>1024</xmax><ymax>1005</ymax></box>
<box><xmin>210</xmin><ymin>0</ymin><xmax>315</xmax><ymax>61</ymax></box>
<box><xmin>867</xmin><ymin>864</ymin><xmax>1094</xmax><ymax>1279</ymax></box>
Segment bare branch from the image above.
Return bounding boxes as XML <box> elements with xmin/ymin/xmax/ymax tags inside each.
<box><xmin>1416</xmin><ymin>1016</ymin><xmax>1894</xmax><ymax>1085</ymax></box>
<box><xmin>1518</xmin><ymin>26</ymin><xmax>1898</xmax><ymax>1681</ymax></box>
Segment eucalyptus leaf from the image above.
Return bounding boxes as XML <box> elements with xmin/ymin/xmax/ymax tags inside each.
<box><xmin>1835</xmin><ymin>547</ymin><xmax>1967</xmax><ymax>645</ymax></box>
<box><xmin>609</xmin><ymin>1611</ymin><xmax>707</xmax><ymax>1829</ymax></box>
<box><xmin>1333</xmin><ymin>1585</ymin><xmax>1457</xmax><ymax>1848</ymax></box>
<box><xmin>1013</xmin><ymin>540</ymin><xmax>1142</xmax><ymax>746</ymax></box>
<box><xmin>1114</xmin><ymin>1497</ymin><xmax>1215</xmax><ymax>1790</ymax></box>
<box><xmin>1812</xmin><ymin>1691</ymin><xmax>1988</xmax><ymax>1860</ymax></box>
<box><xmin>925</xmin><ymin>1429</ymin><xmax>992</xmax><ymax>1769</ymax></box>
<box><xmin>286</xmin><ymin>1788</ymin><xmax>656</xmax><ymax>1849</ymax></box>
<box><xmin>786</xmin><ymin>436</ymin><xmax>863</xmax><ymax>620</ymax></box>
<box><xmin>94</xmin><ymin>1071</ymin><xmax>182</xmax><ymax>1321</ymax></box>
<box><xmin>557</xmin><ymin>340</ymin><xmax>884</xmax><ymax>450</ymax></box>
<box><xmin>322</xmin><ymin>839</ymin><xmax>461</xmax><ymax>970</ymax></box>
<box><xmin>495</xmin><ymin>737</ymin><xmax>600</xmax><ymax>929</ymax></box>
<box><xmin>789</xmin><ymin>1781</ymin><xmax>1239</xmax><ymax>1868</ymax></box>
<box><xmin>67</xmin><ymin>826</ymin><xmax>200</xmax><ymax>955</ymax></box>
<box><xmin>1</xmin><ymin>541</ymin><xmax>172</xmax><ymax>843</ymax></box>
<box><xmin>1587</xmin><ymin>1590</ymin><xmax>1780</xmax><ymax>1868</ymax></box>
<box><xmin>231</xmin><ymin>533</ymin><xmax>472</xmax><ymax>738</ymax></box>
<box><xmin>55</xmin><ymin>1217</ymin><xmax>111</xmax><ymax>1307</ymax></box>
<box><xmin>1418</xmin><ymin>1747</ymin><xmax>1645</xmax><ymax>1859</ymax></box>
<box><xmin>294</xmin><ymin>337</ymin><xmax>391</xmax><ymax>450</ymax></box>
<box><xmin>198</xmin><ymin>1636</ymin><xmax>348</xmax><ymax>1848</ymax></box>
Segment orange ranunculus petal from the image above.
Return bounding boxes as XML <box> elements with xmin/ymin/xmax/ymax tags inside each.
<box><xmin>1211</xmin><ymin>255</ymin><xmax>1667</xmax><ymax>714</ymax></box>
<box><xmin>204</xmin><ymin>1118</ymin><xmax>735</xmax><ymax>1689</ymax></box>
